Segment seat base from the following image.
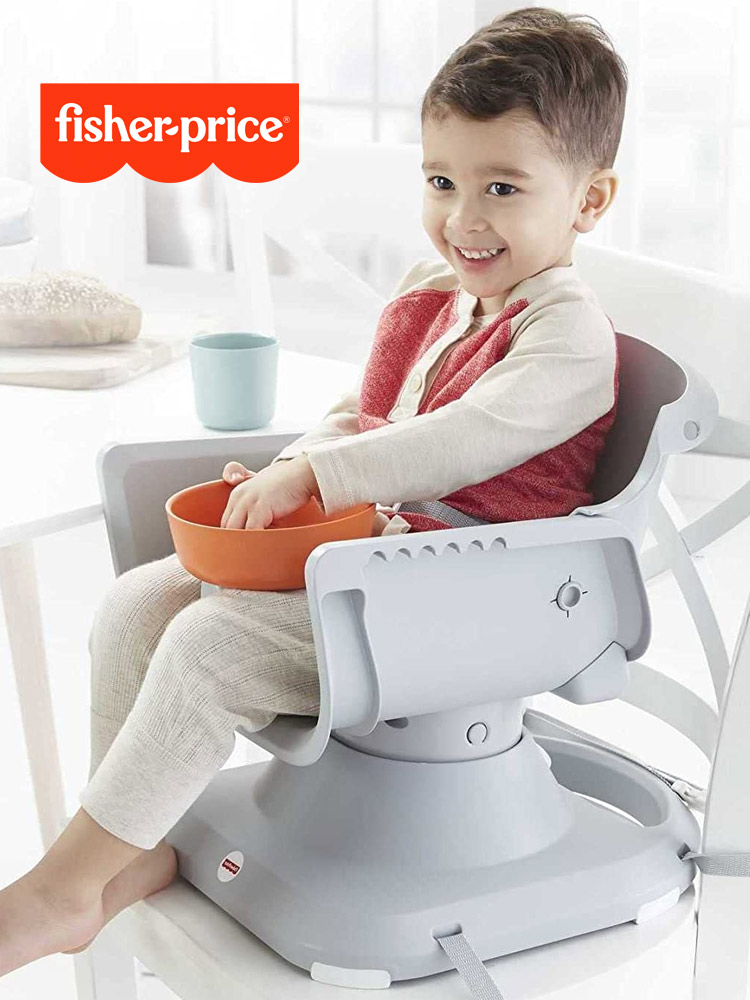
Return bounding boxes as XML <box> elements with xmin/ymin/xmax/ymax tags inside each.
<box><xmin>166</xmin><ymin>731</ymin><xmax>700</xmax><ymax>988</ymax></box>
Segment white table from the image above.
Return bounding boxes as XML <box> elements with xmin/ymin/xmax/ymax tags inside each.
<box><xmin>0</xmin><ymin>348</ymin><xmax>359</xmax><ymax>850</ymax></box>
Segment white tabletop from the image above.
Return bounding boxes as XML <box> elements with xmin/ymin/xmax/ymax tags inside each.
<box><xmin>0</xmin><ymin>349</ymin><xmax>359</xmax><ymax>546</ymax></box>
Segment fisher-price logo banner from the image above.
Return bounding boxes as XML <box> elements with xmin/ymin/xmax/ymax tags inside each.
<box><xmin>40</xmin><ymin>83</ymin><xmax>299</xmax><ymax>183</ymax></box>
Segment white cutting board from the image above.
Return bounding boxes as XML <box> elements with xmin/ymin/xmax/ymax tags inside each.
<box><xmin>0</xmin><ymin>312</ymin><xmax>220</xmax><ymax>389</ymax></box>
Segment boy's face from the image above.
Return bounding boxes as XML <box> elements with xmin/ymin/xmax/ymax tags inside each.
<box><xmin>421</xmin><ymin>110</ymin><xmax>616</xmax><ymax>315</ymax></box>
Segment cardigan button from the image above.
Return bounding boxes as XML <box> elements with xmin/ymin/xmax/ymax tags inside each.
<box><xmin>391</xmin><ymin>404</ymin><xmax>414</xmax><ymax>420</ymax></box>
<box><xmin>409</xmin><ymin>372</ymin><xmax>423</xmax><ymax>391</ymax></box>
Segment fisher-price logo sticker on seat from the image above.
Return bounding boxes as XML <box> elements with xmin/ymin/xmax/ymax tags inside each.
<box><xmin>217</xmin><ymin>850</ymin><xmax>244</xmax><ymax>882</ymax></box>
<box><xmin>40</xmin><ymin>83</ymin><xmax>299</xmax><ymax>184</ymax></box>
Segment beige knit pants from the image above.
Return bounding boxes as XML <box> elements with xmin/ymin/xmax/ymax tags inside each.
<box><xmin>79</xmin><ymin>552</ymin><xmax>320</xmax><ymax>849</ymax></box>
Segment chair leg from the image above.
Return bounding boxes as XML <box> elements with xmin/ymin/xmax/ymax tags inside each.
<box><xmin>73</xmin><ymin>923</ymin><xmax>139</xmax><ymax>1000</ymax></box>
<box><xmin>693</xmin><ymin>876</ymin><xmax>750</xmax><ymax>1000</ymax></box>
<box><xmin>659</xmin><ymin>481</ymin><xmax>689</xmax><ymax>531</ymax></box>
<box><xmin>0</xmin><ymin>540</ymin><xmax>67</xmax><ymax>850</ymax></box>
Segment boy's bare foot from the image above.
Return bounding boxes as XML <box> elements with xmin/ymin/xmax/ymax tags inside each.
<box><xmin>0</xmin><ymin>870</ymin><xmax>104</xmax><ymax>977</ymax></box>
<box><xmin>62</xmin><ymin>840</ymin><xmax>178</xmax><ymax>954</ymax></box>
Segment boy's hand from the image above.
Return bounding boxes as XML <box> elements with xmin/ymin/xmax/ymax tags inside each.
<box><xmin>220</xmin><ymin>456</ymin><xmax>321</xmax><ymax>530</ymax></box>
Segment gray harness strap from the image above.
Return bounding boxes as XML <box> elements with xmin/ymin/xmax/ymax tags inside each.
<box><xmin>435</xmin><ymin>931</ymin><xmax>506</xmax><ymax>999</ymax></box>
<box><xmin>433</xmin><ymin>855</ymin><xmax>750</xmax><ymax>1000</ymax></box>
<box><xmin>397</xmin><ymin>499</ymin><xmax>492</xmax><ymax>528</ymax></box>
<box><xmin>682</xmin><ymin>850</ymin><xmax>750</xmax><ymax>876</ymax></box>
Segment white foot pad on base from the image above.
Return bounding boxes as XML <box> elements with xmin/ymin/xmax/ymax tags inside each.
<box><xmin>310</xmin><ymin>962</ymin><xmax>392</xmax><ymax>989</ymax></box>
<box><xmin>635</xmin><ymin>887</ymin><xmax>680</xmax><ymax>924</ymax></box>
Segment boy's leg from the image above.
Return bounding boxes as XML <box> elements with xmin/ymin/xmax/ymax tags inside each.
<box><xmin>80</xmin><ymin>584</ymin><xmax>320</xmax><ymax>849</ymax></box>
<box><xmin>42</xmin><ymin>551</ymin><xmax>200</xmax><ymax>954</ymax></box>
<box><xmin>0</xmin><ymin>584</ymin><xmax>319</xmax><ymax>976</ymax></box>
<box><xmin>72</xmin><ymin>580</ymin><xmax>317</xmax><ymax>949</ymax></box>
<box><xmin>0</xmin><ymin>554</ymin><xmax>202</xmax><ymax>975</ymax></box>
<box><xmin>88</xmin><ymin>552</ymin><xmax>202</xmax><ymax>778</ymax></box>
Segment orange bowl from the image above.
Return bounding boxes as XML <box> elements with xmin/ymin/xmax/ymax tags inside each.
<box><xmin>165</xmin><ymin>479</ymin><xmax>376</xmax><ymax>590</ymax></box>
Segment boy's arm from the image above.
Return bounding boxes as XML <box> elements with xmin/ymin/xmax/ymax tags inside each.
<box><xmin>301</xmin><ymin>299</ymin><xmax>617</xmax><ymax>515</ymax></box>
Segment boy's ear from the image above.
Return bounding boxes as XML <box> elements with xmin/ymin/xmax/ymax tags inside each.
<box><xmin>574</xmin><ymin>169</ymin><xmax>619</xmax><ymax>234</ymax></box>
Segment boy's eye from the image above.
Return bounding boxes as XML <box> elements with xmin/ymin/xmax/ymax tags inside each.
<box><xmin>489</xmin><ymin>181</ymin><xmax>517</xmax><ymax>197</ymax></box>
<box><xmin>426</xmin><ymin>176</ymin><xmax>517</xmax><ymax>197</ymax></box>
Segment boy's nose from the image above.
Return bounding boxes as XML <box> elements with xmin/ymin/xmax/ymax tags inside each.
<box><xmin>447</xmin><ymin>210</ymin><xmax>491</xmax><ymax>234</ymax></box>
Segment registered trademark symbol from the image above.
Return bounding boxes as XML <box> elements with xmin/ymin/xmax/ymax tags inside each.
<box><xmin>283</xmin><ymin>117</ymin><xmax>290</xmax><ymax>123</ymax></box>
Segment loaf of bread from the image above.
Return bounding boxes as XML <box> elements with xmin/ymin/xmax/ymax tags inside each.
<box><xmin>0</xmin><ymin>271</ymin><xmax>141</xmax><ymax>347</ymax></box>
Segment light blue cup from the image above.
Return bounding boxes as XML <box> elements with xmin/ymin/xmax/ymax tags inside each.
<box><xmin>189</xmin><ymin>332</ymin><xmax>279</xmax><ymax>431</ymax></box>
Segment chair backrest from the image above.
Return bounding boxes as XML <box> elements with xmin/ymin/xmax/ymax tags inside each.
<box><xmin>223</xmin><ymin>140</ymin><xmax>434</xmax><ymax>337</ymax></box>
<box><xmin>96</xmin><ymin>433</ymin><xmax>304</xmax><ymax>576</ymax></box>
<box><xmin>575</xmin><ymin>240</ymin><xmax>750</xmax><ymax>423</ymax></box>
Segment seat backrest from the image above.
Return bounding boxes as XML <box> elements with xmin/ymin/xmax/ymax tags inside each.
<box><xmin>588</xmin><ymin>333</ymin><xmax>687</xmax><ymax>505</ymax></box>
<box><xmin>577</xmin><ymin>331</ymin><xmax>718</xmax><ymax>548</ymax></box>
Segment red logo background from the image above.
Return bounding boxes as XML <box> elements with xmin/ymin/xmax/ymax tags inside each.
<box><xmin>41</xmin><ymin>83</ymin><xmax>299</xmax><ymax>183</ymax></box>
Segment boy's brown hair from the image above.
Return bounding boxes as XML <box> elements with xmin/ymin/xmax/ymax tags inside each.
<box><xmin>421</xmin><ymin>7</ymin><xmax>628</xmax><ymax>185</ymax></box>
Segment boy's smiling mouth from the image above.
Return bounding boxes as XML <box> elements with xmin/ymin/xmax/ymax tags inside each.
<box><xmin>452</xmin><ymin>244</ymin><xmax>507</xmax><ymax>267</ymax></box>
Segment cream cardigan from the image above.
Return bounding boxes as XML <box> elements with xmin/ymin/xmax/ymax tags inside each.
<box><xmin>271</xmin><ymin>257</ymin><xmax>617</xmax><ymax>536</ymax></box>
